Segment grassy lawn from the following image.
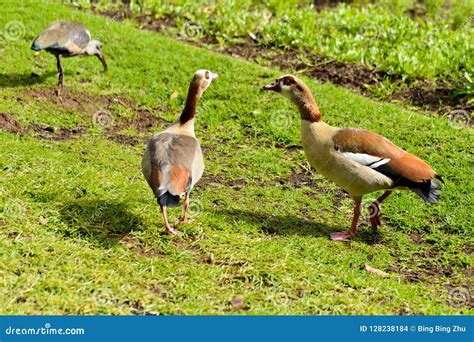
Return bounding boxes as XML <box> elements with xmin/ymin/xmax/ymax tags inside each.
<box><xmin>73</xmin><ymin>0</ymin><xmax>474</xmax><ymax>97</ymax></box>
<box><xmin>0</xmin><ymin>0</ymin><xmax>473</xmax><ymax>315</ymax></box>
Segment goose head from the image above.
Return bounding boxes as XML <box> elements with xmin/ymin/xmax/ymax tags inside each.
<box><xmin>180</xmin><ymin>69</ymin><xmax>218</xmax><ymax>125</ymax></box>
<box><xmin>190</xmin><ymin>69</ymin><xmax>219</xmax><ymax>97</ymax></box>
<box><xmin>262</xmin><ymin>75</ymin><xmax>309</xmax><ymax>98</ymax></box>
<box><xmin>262</xmin><ymin>75</ymin><xmax>321</xmax><ymax>122</ymax></box>
<box><xmin>85</xmin><ymin>39</ymin><xmax>107</xmax><ymax>71</ymax></box>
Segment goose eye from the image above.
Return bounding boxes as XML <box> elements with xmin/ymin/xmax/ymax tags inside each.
<box><xmin>205</xmin><ymin>71</ymin><xmax>210</xmax><ymax>79</ymax></box>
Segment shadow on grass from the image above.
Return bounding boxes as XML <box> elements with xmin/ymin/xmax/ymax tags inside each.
<box><xmin>58</xmin><ymin>199</ymin><xmax>143</xmax><ymax>248</ymax></box>
<box><xmin>218</xmin><ymin>208</ymin><xmax>337</xmax><ymax>238</ymax></box>
<box><xmin>218</xmin><ymin>209</ymin><xmax>383</xmax><ymax>244</ymax></box>
<box><xmin>0</xmin><ymin>72</ymin><xmax>56</xmax><ymax>88</ymax></box>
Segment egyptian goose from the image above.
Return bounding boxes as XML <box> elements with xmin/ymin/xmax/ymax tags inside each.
<box><xmin>263</xmin><ymin>75</ymin><xmax>443</xmax><ymax>241</ymax></box>
<box><xmin>31</xmin><ymin>21</ymin><xmax>107</xmax><ymax>89</ymax></box>
<box><xmin>142</xmin><ymin>70</ymin><xmax>218</xmax><ymax>234</ymax></box>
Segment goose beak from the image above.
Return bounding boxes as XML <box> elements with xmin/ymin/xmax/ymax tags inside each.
<box><xmin>98</xmin><ymin>52</ymin><xmax>108</xmax><ymax>72</ymax></box>
<box><xmin>210</xmin><ymin>72</ymin><xmax>218</xmax><ymax>80</ymax></box>
<box><xmin>262</xmin><ymin>81</ymin><xmax>280</xmax><ymax>92</ymax></box>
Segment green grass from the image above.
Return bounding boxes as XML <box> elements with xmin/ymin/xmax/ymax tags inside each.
<box><xmin>0</xmin><ymin>0</ymin><xmax>473</xmax><ymax>315</ymax></box>
<box><xmin>71</xmin><ymin>0</ymin><xmax>474</xmax><ymax>93</ymax></box>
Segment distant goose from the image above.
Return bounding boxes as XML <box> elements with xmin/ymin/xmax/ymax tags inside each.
<box><xmin>142</xmin><ymin>70</ymin><xmax>218</xmax><ymax>234</ymax></box>
<box><xmin>31</xmin><ymin>21</ymin><xmax>107</xmax><ymax>89</ymax></box>
<box><xmin>263</xmin><ymin>75</ymin><xmax>443</xmax><ymax>241</ymax></box>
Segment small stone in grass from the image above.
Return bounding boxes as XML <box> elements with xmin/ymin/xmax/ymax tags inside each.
<box><xmin>39</xmin><ymin>216</ymin><xmax>47</xmax><ymax>225</ymax></box>
<box><xmin>230</xmin><ymin>295</ymin><xmax>245</xmax><ymax>311</ymax></box>
<box><xmin>170</xmin><ymin>90</ymin><xmax>179</xmax><ymax>100</ymax></box>
<box><xmin>365</xmin><ymin>264</ymin><xmax>388</xmax><ymax>277</ymax></box>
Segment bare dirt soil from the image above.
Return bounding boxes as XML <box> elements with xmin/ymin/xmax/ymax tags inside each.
<box><xmin>2</xmin><ymin>90</ymin><xmax>165</xmax><ymax>144</ymax></box>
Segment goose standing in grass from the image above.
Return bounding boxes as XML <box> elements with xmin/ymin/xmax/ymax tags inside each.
<box><xmin>142</xmin><ymin>70</ymin><xmax>218</xmax><ymax>234</ymax></box>
<box><xmin>262</xmin><ymin>75</ymin><xmax>443</xmax><ymax>241</ymax></box>
<box><xmin>31</xmin><ymin>21</ymin><xmax>107</xmax><ymax>91</ymax></box>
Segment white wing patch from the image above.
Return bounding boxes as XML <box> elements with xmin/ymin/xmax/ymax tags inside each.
<box><xmin>370</xmin><ymin>158</ymin><xmax>391</xmax><ymax>168</ymax></box>
<box><xmin>157</xmin><ymin>163</ymin><xmax>170</xmax><ymax>195</ymax></box>
<box><xmin>342</xmin><ymin>152</ymin><xmax>390</xmax><ymax>168</ymax></box>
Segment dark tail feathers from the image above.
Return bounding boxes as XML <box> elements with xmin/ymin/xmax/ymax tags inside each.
<box><xmin>411</xmin><ymin>176</ymin><xmax>443</xmax><ymax>204</ymax></box>
<box><xmin>157</xmin><ymin>192</ymin><xmax>180</xmax><ymax>207</ymax></box>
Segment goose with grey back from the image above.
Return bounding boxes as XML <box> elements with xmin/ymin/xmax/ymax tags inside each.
<box><xmin>263</xmin><ymin>75</ymin><xmax>443</xmax><ymax>241</ymax></box>
<box><xmin>31</xmin><ymin>21</ymin><xmax>107</xmax><ymax>93</ymax></box>
<box><xmin>142</xmin><ymin>70</ymin><xmax>218</xmax><ymax>234</ymax></box>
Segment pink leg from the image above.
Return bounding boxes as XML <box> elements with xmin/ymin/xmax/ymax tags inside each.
<box><xmin>369</xmin><ymin>191</ymin><xmax>392</xmax><ymax>232</ymax></box>
<box><xmin>330</xmin><ymin>199</ymin><xmax>362</xmax><ymax>241</ymax></box>
<box><xmin>180</xmin><ymin>193</ymin><xmax>190</xmax><ymax>224</ymax></box>
<box><xmin>161</xmin><ymin>205</ymin><xmax>177</xmax><ymax>234</ymax></box>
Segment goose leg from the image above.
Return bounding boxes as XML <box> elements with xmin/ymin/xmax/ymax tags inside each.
<box><xmin>56</xmin><ymin>54</ymin><xmax>64</xmax><ymax>86</ymax></box>
<box><xmin>55</xmin><ymin>54</ymin><xmax>64</xmax><ymax>97</ymax></box>
<box><xmin>330</xmin><ymin>199</ymin><xmax>362</xmax><ymax>241</ymax></box>
<box><xmin>369</xmin><ymin>191</ymin><xmax>392</xmax><ymax>232</ymax></box>
<box><xmin>160</xmin><ymin>205</ymin><xmax>177</xmax><ymax>235</ymax></box>
<box><xmin>180</xmin><ymin>193</ymin><xmax>190</xmax><ymax>224</ymax></box>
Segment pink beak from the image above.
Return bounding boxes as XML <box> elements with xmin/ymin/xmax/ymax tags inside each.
<box><xmin>262</xmin><ymin>81</ymin><xmax>281</xmax><ymax>92</ymax></box>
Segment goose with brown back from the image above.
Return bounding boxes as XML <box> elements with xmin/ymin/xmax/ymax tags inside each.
<box><xmin>31</xmin><ymin>21</ymin><xmax>107</xmax><ymax>92</ymax></box>
<box><xmin>263</xmin><ymin>75</ymin><xmax>443</xmax><ymax>241</ymax></box>
<box><xmin>142</xmin><ymin>70</ymin><xmax>218</xmax><ymax>234</ymax></box>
